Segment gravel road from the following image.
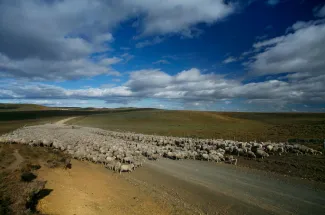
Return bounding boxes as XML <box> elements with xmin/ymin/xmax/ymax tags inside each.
<box><xmin>129</xmin><ymin>159</ymin><xmax>325</xmax><ymax>215</ymax></box>
<box><xmin>55</xmin><ymin>117</ymin><xmax>78</xmax><ymax>125</ymax></box>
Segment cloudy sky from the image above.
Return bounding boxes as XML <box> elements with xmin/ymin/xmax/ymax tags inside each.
<box><xmin>1</xmin><ymin>0</ymin><xmax>325</xmax><ymax>112</ymax></box>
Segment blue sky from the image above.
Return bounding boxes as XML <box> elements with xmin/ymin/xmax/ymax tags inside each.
<box><xmin>0</xmin><ymin>0</ymin><xmax>325</xmax><ymax>112</ymax></box>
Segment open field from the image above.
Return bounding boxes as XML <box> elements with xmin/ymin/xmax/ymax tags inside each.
<box><xmin>0</xmin><ymin>105</ymin><xmax>111</xmax><ymax>135</ymax></box>
<box><xmin>68</xmin><ymin>109</ymin><xmax>325</xmax><ymax>143</ymax></box>
<box><xmin>0</xmin><ymin>107</ymin><xmax>158</xmax><ymax>135</ymax></box>
<box><xmin>0</xmin><ymin>103</ymin><xmax>52</xmax><ymax>111</ymax></box>
<box><xmin>0</xmin><ymin>117</ymin><xmax>66</xmax><ymax>136</ymax></box>
<box><xmin>1</xmin><ymin>108</ymin><xmax>325</xmax><ymax>214</ymax></box>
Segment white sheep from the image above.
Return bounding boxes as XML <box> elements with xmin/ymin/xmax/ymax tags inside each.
<box><xmin>119</xmin><ymin>164</ymin><xmax>134</xmax><ymax>174</ymax></box>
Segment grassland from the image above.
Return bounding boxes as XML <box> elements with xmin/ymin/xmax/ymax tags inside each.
<box><xmin>0</xmin><ymin>105</ymin><xmax>113</xmax><ymax>135</ymax></box>
<box><xmin>1</xmin><ymin>104</ymin><xmax>324</xmax><ymax>145</ymax></box>
<box><xmin>68</xmin><ymin>109</ymin><xmax>325</xmax><ymax>143</ymax></box>
<box><xmin>0</xmin><ymin>144</ymin><xmax>70</xmax><ymax>214</ymax></box>
<box><xmin>0</xmin><ymin>103</ymin><xmax>52</xmax><ymax>111</ymax></box>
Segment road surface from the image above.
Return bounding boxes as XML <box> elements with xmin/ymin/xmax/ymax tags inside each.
<box><xmin>55</xmin><ymin>117</ymin><xmax>78</xmax><ymax>125</ymax></box>
<box><xmin>128</xmin><ymin>159</ymin><xmax>325</xmax><ymax>215</ymax></box>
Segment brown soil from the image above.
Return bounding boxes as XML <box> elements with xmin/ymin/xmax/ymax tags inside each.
<box><xmin>1</xmin><ymin>144</ymin><xmax>182</xmax><ymax>215</ymax></box>
<box><xmin>36</xmin><ymin>159</ymin><xmax>174</xmax><ymax>215</ymax></box>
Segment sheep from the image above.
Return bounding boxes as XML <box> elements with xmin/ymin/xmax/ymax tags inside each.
<box><xmin>147</xmin><ymin>153</ymin><xmax>159</xmax><ymax>160</ymax></box>
<box><xmin>64</xmin><ymin>158</ymin><xmax>72</xmax><ymax>169</ymax></box>
<box><xmin>266</xmin><ymin>145</ymin><xmax>273</xmax><ymax>152</ymax></box>
<box><xmin>1</xmin><ymin>122</ymin><xmax>323</xmax><ymax>174</ymax></box>
<box><xmin>119</xmin><ymin>164</ymin><xmax>134</xmax><ymax>174</ymax></box>
<box><xmin>114</xmin><ymin>162</ymin><xmax>122</xmax><ymax>172</ymax></box>
<box><xmin>225</xmin><ymin>155</ymin><xmax>237</xmax><ymax>165</ymax></box>
<box><xmin>105</xmin><ymin>163</ymin><xmax>115</xmax><ymax>170</ymax></box>
<box><xmin>166</xmin><ymin>151</ymin><xmax>176</xmax><ymax>159</ymax></box>
<box><xmin>123</xmin><ymin>156</ymin><xmax>134</xmax><ymax>163</ymax></box>
<box><xmin>106</xmin><ymin>156</ymin><xmax>115</xmax><ymax>163</ymax></box>
<box><xmin>247</xmin><ymin>151</ymin><xmax>256</xmax><ymax>159</ymax></box>
<box><xmin>133</xmin><ymin>160</ymin><xmax>143</xmax><ymax>168</ymax></box>
<box><xmin>210</xmin><ymin>154</ymin><xmax>221</xmax><ymax>163</ymax></box>
<box><xmin>201</xmin><ymin>153</ymin><xmax>210</xmax><ymax>161</ymax></box>
<box><xmin>256</xmin><ymin>149</ymin><xmax>269</xmax><ymax>159</ymax></box>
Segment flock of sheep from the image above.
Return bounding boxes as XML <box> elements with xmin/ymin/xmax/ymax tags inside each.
<box><xmin>0</xmin><ymin>123</ymin><xmax>322</xmax><ymax>173</ymax></box>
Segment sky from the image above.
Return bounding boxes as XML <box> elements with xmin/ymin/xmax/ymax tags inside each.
<box><xmin>0</xmin><ymin>0</ymin><xmax>325</xmax><ymax>112</ymax></box>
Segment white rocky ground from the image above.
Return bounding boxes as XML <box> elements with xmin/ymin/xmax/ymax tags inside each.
<box><xmin>0</xmin><ymin>123</ymin><xmax>322</xmax><ymax>172</ymax></box>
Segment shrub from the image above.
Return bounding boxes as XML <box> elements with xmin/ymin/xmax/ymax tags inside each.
<box><xmin>21</xmin><ymin>172</ymin><xmax>37</xmax><ymax>182</ymax></box>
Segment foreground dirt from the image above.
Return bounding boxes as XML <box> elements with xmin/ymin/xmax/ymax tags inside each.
<box><xmin>0</xmin><ymin>144</ymin><xmax>70</xmax><ymax>214</ymax></box>
<box><xmin>36</xmin><ymin>159</ymin><xmax>177</xmax><ymax>215</ymax></box>
<box><xmin>1</xmin><ymin>144</ymin><xmax>182</xmax><ymax>215</ymax></box>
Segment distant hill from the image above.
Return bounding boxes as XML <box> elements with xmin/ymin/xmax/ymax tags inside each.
<box><xmin>0</xmin><ymin>103</ymin><xmax>159</xmax><ymax>112</ymax></box>
<box><xmin>0</xmin><ymin>103</ymin><xmax>52</xmax><ymax>112</ymax></box>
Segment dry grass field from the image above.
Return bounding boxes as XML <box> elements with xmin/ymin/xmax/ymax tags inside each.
<box><xmin>0</xmin><ymin>144</ymin><xmax>70</xmax><ymax>214</ymax></box>
<box><xmin>0</xmin><ymin>103</ymin><xmax>52</xmax><ymax>112</ymax></box>
<box><xmin>0</xmin><ymin>104</ymin><xmax>115</xmax><ymax>135</ymax></box>
<box><xmin>68</xmin><ymin>109</ymin><xmax>325</xmax><ymax>143</ymax></box>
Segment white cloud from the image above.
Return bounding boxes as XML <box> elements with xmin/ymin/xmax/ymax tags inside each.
<box><xmin>153</xmin><ymin>60</ymin><xmax>170</xmax><ymax>65</ymax></box>
<box><xmin>314</xmin><ymin>4</ymin><xmax>325</xmax><ymax>18</ymax></box>
<box><xmin>112</xmin><ymin>79</ymin><xmax>121</xmax><ymax>82</ymax></box>
<box><xmin>126</xmin><ymin>0</ymin><xmax>234</xmax><ymax>36</ymax></box>
<box><xmin>223</xmin><ymin>56</ymin><xmax>237</xmax><ymax>64</ymax></box>
<box><xmin>175</xmin><ymin>68</ymin><xmax>209</xmax><ymax>82</ymax></box>
<box><xmin>266</xmin><ymin>0</ymin><xmax>280</xmax><ymax>6</ymax></box>
<box><xmin>0</xmin><ymin>53</ymin><xmax>120</xmax><ymax>80</ymax></box>
<box><xmin>1</xmin><ymin>68</ymin><xmax>325</xmax><ymax>109</ymax></box>
<box><xmin>120</xmin><ymin>47</ymin><xmax>130</xmax><ymax>51</ymax></box>
<box><xmin>0</xmin><ymin>0</ymin><xmax>234</xmax><ymax>80</ymax></box>
<box><xmin>93</xmin><ymin>33</ymin><xmax>114</xmax><ymax>45</ymax></box>
<box><xmin>247</xmin><ymin>20</ymin><xmax>325</xmax><ymax>77</ymax></box>
<box><xmin>135</xmin><ymin>37</ymin><xmax>164</xmax><ymax>48</ymax></box>
<box><xmin>120</xmin><ymin>53</ymin><xmax>135</xmax><ymax>63</ymax></box>
<box><xmin>99</xmin><ymin>57</ymin><xmax>123</xmax><ymax>66</ymax></box>
<box><xmin>126</xmin><ymin>69</ymin><xmax>173</xmax><ymax>92</ymax></box>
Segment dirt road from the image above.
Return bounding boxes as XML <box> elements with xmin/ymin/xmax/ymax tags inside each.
<box><xmin>128</xmin><ymin>159</ymin><xmax>325</xmax><ymax>215</ymax></box>
<box><xmin>7</xmin><ymin>149</ymin><xmax>24</xmax><ymax>170</ymax></box>
<box><xmin>55</xmin><ymin>117</ymin><xmax>78</xmax><ymax>125</ymax></box>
